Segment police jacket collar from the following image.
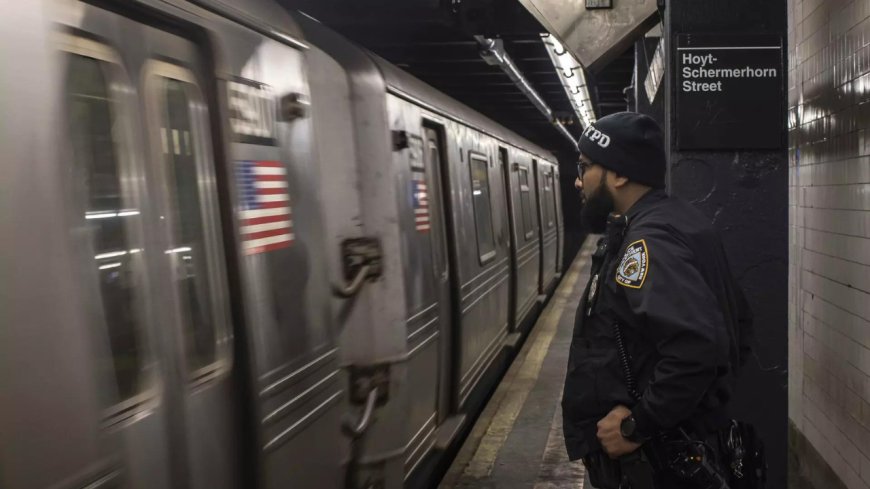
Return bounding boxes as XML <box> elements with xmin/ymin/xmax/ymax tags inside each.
<box><xmin>625</xmin><ymin>188</ymin><xmax>668</xmax><ymax>221</ymax></box>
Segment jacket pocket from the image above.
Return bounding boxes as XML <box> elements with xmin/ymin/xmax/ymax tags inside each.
<box><xmin>563</xmin><ymin>346</ymin><xmax>611</xmax><ymax>420</ymax></box>
<box><xmin>564</xmin><ymin>342</ymin><xmax>633</xmax><ymax>421</ymax></box>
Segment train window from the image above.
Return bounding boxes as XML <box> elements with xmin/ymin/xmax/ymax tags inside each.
<box><xmin>64</xmin><ymin>47</ymin><xmax>152</xmax><ymax>409</ymax></box>
<box><xmin>518</xmin><ymin>167</ymin><xmax>535</xmax><ymax>240</ymax></box>
<box><xmin>549</xmin><ymin>172</ymin><xmax>557</xmax><ymax>228</ymax></box>
<box><xmin>544</xmin><ymin>171</ymin><xmax>555</xmax><ymax>228</ymax></box>
<box><xmin>148</xmin><ymin>64</ymin><xmax>228</xmax><ymax>381</ymax></box>
<box><xmin>551</xmin><ymin>171</ymin><xmax>560</xmax><ymax>228</ymax></box>
<box><xmin>469</xmin><ymin>153</ymin><xmax>496</xmax><ymax>264</ymax></box>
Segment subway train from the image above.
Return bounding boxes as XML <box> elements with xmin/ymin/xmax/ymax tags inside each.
<box><xmin>0</xmin><ymin>1</ymin><xmax>566</xmax><ymax>488</ymax></box>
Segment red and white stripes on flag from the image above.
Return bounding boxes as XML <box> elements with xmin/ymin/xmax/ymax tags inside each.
<box><xmin>412</xmin><ymin>170</ymin><xmax>430</xmax><ymax>232</ymax></box>
<box><xmin>236</xmin><ymin>160</ymin><xmax>294</xmax><ymax>254</ymax></box>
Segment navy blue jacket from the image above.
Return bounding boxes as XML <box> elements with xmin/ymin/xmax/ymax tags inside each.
<box><xmin>562</xmin><ymin>189</ymin><xmax>752</xmax><ymax>461</ymax></box>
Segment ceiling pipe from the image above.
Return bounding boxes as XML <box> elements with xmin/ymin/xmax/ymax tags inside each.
<box><xmin>474</xmin><ymin>35</ymin><xmax>578</xmax><ymax>150</ymax></box>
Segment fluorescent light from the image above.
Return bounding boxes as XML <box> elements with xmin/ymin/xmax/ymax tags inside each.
<box><xmin>95</xmin><ymin>248</ymin><xmax>142</xmax><ymax>260</ymax></box>
<box><xmin>165</xmin><ymin>247</ymin><xmax>192</xmax><ymax>254</ymax></box>
<box><xmin>85</xmin><ymin>209</ymin><xmax>140</xmax><ymax>219</ymax></box>
<box><xmin>95</xmin><ymin>250</ymin><xmax>127</xmax><ymax>260</ymax></box>
<box><xmin>541</xmin><ymin>34</ymin><xmax>597</xmax><ymax>128</ymax></box>
<box><xmin>98</xmin><ymin>262</ymin><xmax>122</xmax><ymax>270</ymax></box>
<box><xmin>86</xmin><ymin>211</ymin><xmax>117</xmax><ymax>220</ymax></box>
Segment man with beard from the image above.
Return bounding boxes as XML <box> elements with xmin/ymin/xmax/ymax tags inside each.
<box><xmin>562</xmin><ymin>112</ymin><xmax>753</xmax><ymax>488</ymax></box>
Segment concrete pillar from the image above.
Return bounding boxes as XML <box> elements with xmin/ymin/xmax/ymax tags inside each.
<box><xmin>662</xmin><ymin>1</ymin><xmax>788</xmax><ymax>487</ymax></box>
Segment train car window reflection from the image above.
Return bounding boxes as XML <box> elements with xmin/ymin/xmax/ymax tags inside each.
<box><xmin>157</xmin><ymin>77</ymin><xmax>219</xmax><ymax>376</ymax></box>
<box><xmin>518</xmin><ymin>167</ymin><xmax>534</xmax><ymax>240</ymax></box>
<box><xmin>469</xmin><ymin>154</ymin><xmax>496</xmax><ymax>264</ymax></box>
<box><xmin>66</xmin><ymin>53</ymin><xmax>150</xmax><ymax>407</ymax></box>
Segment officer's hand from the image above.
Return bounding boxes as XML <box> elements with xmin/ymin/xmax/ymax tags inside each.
<box><xmin>596</xmin><ymin>405</ymin><xmax>642</xmax><ymax>459</ymax></box>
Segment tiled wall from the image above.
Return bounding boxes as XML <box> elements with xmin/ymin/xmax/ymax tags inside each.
<box><xmin>790</xmin><ymin>0</ymin><xmax>870</xmax><ymax>487</ymax></box>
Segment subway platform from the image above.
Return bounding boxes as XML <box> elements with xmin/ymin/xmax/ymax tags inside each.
<box><xmin>440</xmin><ymin>238</ymin><xmax>596</xmax><ymax>489</ymax></box>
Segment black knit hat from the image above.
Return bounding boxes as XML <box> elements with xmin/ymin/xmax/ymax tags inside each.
<box><xmin>578</xmin><ymin>112</ymin><xmax>666</xmax><ymax>188</ymax></box>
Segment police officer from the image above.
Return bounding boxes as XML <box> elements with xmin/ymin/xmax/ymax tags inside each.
<box><xmin>562</xmin><ymin>112</ymin><xmax>752</xmax><ymax>488</ymax></box>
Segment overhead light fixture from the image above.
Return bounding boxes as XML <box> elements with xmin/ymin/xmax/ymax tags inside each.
<box><xmin>541</xmin><ymin>33</ymin><xmax>597</xmax><ymax>129</ymax></box>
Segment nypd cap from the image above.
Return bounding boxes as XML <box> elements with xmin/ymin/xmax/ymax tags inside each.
<box><xmin>578</xmin><ymin>112</ymin><xmax>666</xmax><ymax>189</ymax></box>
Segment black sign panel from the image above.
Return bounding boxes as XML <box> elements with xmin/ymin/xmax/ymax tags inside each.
<box><xmin>675</xmin><ymin>34</ymin><xmax>784</xmax><ymax>150</ymax></box>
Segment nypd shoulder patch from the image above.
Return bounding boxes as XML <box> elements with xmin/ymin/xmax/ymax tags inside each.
<box><xmin>615</xmin><ymin>239</ymin><xmax>649</xmax><ymax>289</ymax></box>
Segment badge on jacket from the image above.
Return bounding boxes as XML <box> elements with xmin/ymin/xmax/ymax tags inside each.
<box><xmin>586</xmin><ymin>273</ymin><xmax>600</xmax><ymax>316</ymax></box>
<box><xmin>616</xmin><ymin>239</ymin><xmax>648</xmax><ymax>289</ymax></box>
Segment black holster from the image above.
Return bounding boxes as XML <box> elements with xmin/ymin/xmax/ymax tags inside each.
<box><xmin>583</xmin><ymin>429</ymin><xmax>736</xmax><ymax>489</ymax></box>
<box><xmin>583</xmin><ymin>450</ymin><xmax>656</xmax><ymax>489</ymax></box>
<box><xmin>583</xmin><ymin>451</ymin><xmax>622</xmax><ymax>489</ymax></box>
<box><xmin>619</xmin><ymin>450</ymin><xmax>658</xmax><ymax>489</ymax></box>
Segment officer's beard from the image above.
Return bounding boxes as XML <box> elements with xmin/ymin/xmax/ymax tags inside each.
<box><xmin>580</xmin><ymin>172</ymin><xmax>615</xmax><ymax>234</ymax></box>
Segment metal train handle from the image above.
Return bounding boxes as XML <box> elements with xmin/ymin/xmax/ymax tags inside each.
<box><xmin>333</xmin><ymin>264</ymin><xmax>375</xmax><ymax>298</ymax></box>
<box><xmin>341</xmin><ymin>387</ymin><xmax>379</xmax><ymax>438</ymax></box>
<box><xmin>332</xmin><ymin>238</ymin><xmax>383</xmax><ymax>298</ymax></box>
<box><xmin>343</xmin><ymin>364</ymin><xmax>391</xmax><ymax>489</ymax></box>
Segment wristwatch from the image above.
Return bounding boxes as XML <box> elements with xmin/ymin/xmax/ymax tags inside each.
<box><xmin>620</xmin><ymin>415</ymin><xmax>647</xmax><ymax>443</ymax></box>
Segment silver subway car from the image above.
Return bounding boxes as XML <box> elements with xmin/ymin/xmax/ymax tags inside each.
<box><xmin>0</xmin><ymin>1</ymin><xmax>564</xmax><ymax>488</ymax></box>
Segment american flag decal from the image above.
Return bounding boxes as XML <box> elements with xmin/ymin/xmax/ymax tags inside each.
<box><xmin>236</xmin><ymin>160</ymin><xmax>294</xmax><ymax>254</ymax></box>
<box><xmin>412</xmin><ymin>170</ymin><xmax>430</xmax><ymax>232</ymax></box>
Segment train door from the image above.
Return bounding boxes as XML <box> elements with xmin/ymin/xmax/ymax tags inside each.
<box><xmin>61</xmin><ymin>7</ymin><xmax>239</xmax><ymax>489</ymax></box>
<box><xmin>553</xmin><ymin>166</ymin><xmax>565</xmax><ymax>275</ymax></box>
<box><xmin>20</xmin><ymin>26</ymin><xmax>148</xmax><ymax>489</ymax></box>
<box><xmin>395</xmin><ymin>121</ymin><xmax>447</xmax><ymax>474</ymax></box>
<box><xmin>533</xmin><ymin>159</ymin><xmax>544</xmax><ymax>293</ymax></box>
<box><xmin>537</xmin><ymin>163</ymin><xmax>558</xmax><ymax>292</ymax></box>
<box><xmin>499</xmin><ymin>146</ymin><xmax>519</xmax><ymax>332</ymax></box>
<box><xmin>420</xmin><ymin>123</ymin><xmax>470</xmax><ymax>453</ymax></box>
<box><xmin>512</xmin><ymin>156</ymin><xmax>540</xmax><ymax>327</ymax></box>
<box><xmin>142</xmin><ymin>54</ymin><xmax>237</xmax><ymax>489</ymax></box>
<box><xmin>421</xmin><ymin>126</ymin><xmax>454</xmax><ymax>421</ymax></box>
<box><xmin>548</xmin><ymin>166</ymin><xmax>562</xmax><ymax>275</ymax></box>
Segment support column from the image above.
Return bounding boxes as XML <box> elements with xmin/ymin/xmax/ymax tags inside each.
<box><xmin>662</xmin><ymin>1</ymin><xmax>788</xmax><ymax>487</ymax></box>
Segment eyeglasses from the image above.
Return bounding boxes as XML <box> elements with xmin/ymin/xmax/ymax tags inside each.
<box><xmin>577</xmin><ymin>161</ymin><xmax>592</xmax><ymax>177</ymax></box>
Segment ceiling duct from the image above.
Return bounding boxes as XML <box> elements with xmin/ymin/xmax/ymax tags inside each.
<box><xmin>517</xmin><ymin>0</ymin><xmax>660</xmax><ymax>73</ymax></box>
<box><xmin>474</xmin><ymin>35</ymin><xmax>578</xmax><ymax>149</ymax></box>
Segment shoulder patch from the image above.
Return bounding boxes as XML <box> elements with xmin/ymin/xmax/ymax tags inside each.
<box><xmin>615</xmin><ymin>239</ymin><xmax>649</xmax><ymax>289</ymax></box>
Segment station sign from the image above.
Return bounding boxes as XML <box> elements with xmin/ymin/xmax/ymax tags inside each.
<box><xmin>675</xmin><ymin>34</ymin><xmax>784</xmax><ymax>150</ymax></box>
